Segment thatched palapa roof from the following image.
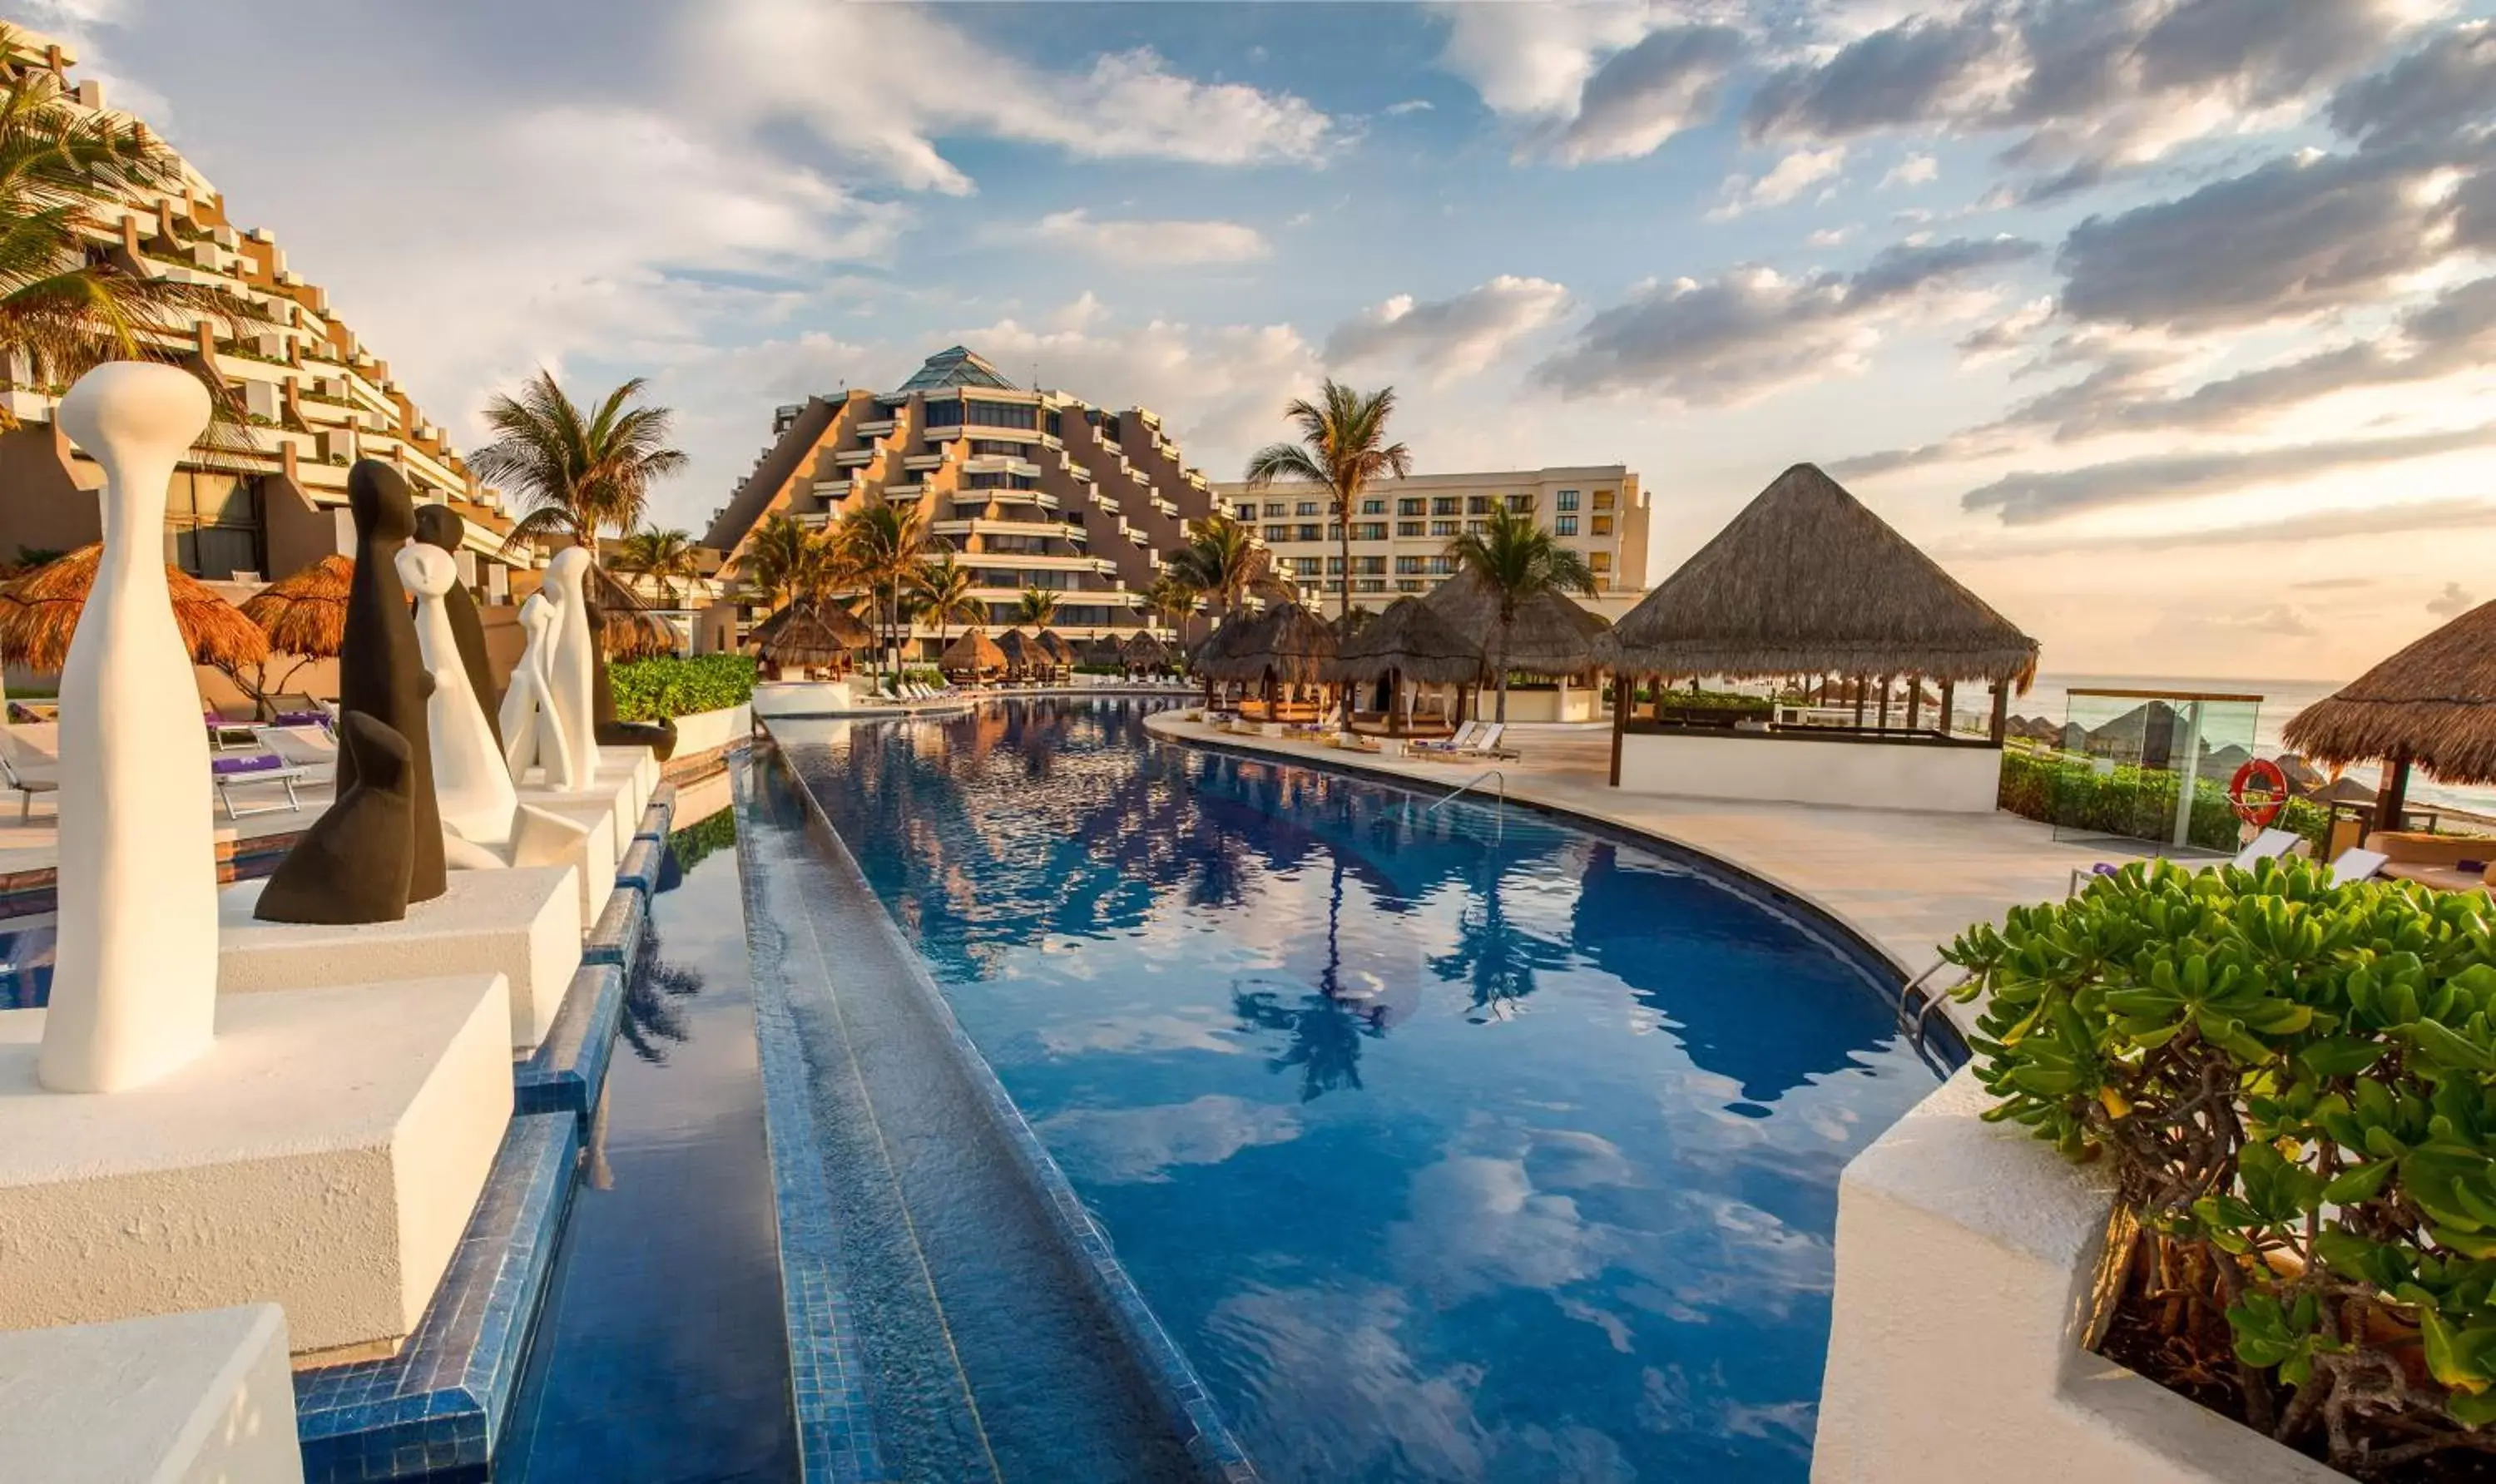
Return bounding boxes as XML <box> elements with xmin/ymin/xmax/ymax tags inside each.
<box><xmin>1597</xmin><ymin>463</ymin><xmax>2038</xmax><ymax>686</ymax></box>
<box><xmin>753</xmin><ymin>600</ymin><xmax>873</xmax><ymax>666</ymax></box>
<box><xmin>996</xmin><ymin>627</ymin><xmax>1047</xmax><ymax>673</ymax></box>
<box><xmin>240</xmin><ymin>555</ymin><xmax>352</xmax><ymax>657</ymax></box>
<box><xmin>0</xmin><ymin>543</ymin><xmax>267</xmax><ymax>672</ymax></box>
<box><xmin>584</xmin><ymin>561</ymin><xmax>679</xmax><ymax>661</ymax></box>
<box><xmin>1325</xmin><ymin>595</ymin><xmax>1483</xmax><ymax>686</ymax></box>
<box><xmin>1120</xmin><ymin>630</ymin><xmax>1173</xmax><ymax>668</ymax></box>
<box><xmin>1196</xmin><ymin>601</ymin><xmax>1337</xmax><ymax>685</ymax></box>
<box><xmin>941</xmin><ymin>626</ymin><xmax>1007</xmax><ymax>674</ymax></box>
<box><xmin>1424</xmin><ymin>568</ymin><xmax>1607</xmax><ymax>679</ymax></box>
<box><xmin>1190</xmin><ymin>607</ymin><xmax>1270</xmax><ymax>673</ymax></box>
<box><xmin>1033</xmin><ymin>628</ymin><xmax>1074</xmax><ymax>665</ymax></box>
<box><xmin>2285</xmin><ymin>601</ymin><xmax>2496</xmax><ymax>783</ymax></box>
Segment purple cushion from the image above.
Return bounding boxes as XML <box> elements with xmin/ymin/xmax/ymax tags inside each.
<box><xmin>274</xmin><ymin>711</ymin><xmax>329</xmax><ymax>729</ymax></box>
<box><xmin>210</xmin><ymin>754</ymin><xmax>283</xmax><ymax>777</ymax></box>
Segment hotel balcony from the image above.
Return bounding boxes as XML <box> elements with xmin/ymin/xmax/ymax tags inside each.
<box><xmin>833</xmin><ymin>448</ymin><xmax>876</xmax><ymax>467</ymax></box>
<box><xmin>903</xmin><ymin>453</ymin><xmax>947</xmax><ymax>472</ymax></box>
<box><xmin>963</xmin><ymin>456</ymin><xmax>1042</xmax><ymax>478</ymax></box>
<box><xmin>854</xmin><ymin>418</ymin><xmax>896</xmax><ymax>437</ymax></box>
<box><xmin>929</xmin><ymin>517</ymin><xmax>1082</xmax><ymax>543</ymax></box>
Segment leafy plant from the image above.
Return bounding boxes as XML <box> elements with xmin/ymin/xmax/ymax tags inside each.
<box><xmin>1998</xmin><ymin>745</ymin><xmax>2332</xmax><ymax>853</ymax></box>
<box><xmin>1949</xmin><ymin>858</ymin><xmax>2496</xmax><ymax>1474</ymax></box>
<box><xmin>608</xmin><ymin>653</ymin><xmax>755</xmax><ymax>722</ymax></box>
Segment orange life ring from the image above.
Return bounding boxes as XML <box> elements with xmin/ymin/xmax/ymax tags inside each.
<box><xmin>2229</xmin><ymin>758</ymin><xmax>2289</xmax><ymax>828</ymax></box>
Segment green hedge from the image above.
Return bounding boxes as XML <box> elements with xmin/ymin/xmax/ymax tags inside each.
<box><xmin>610</xmin><ymin>654</ymin><xmax>757</xmax><ymax>723</ymax></box>
<box><xmin>1998</xmin><ymin>745</ymin><xmax>2330</xmax><ymax>852</ymax></box>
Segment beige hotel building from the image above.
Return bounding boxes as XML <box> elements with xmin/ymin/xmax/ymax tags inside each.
<box><xmin>1212</xmin><ymin>465</ymin><xmax>1651</xmax><ymax>616</ymax></box>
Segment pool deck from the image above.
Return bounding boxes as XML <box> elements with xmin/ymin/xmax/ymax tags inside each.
<box><xmin>1145</xmin><ymin>712</ymin><xmax>2110</xmax><ymax>1031</ymax></box>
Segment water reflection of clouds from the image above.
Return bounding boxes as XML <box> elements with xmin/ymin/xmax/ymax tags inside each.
<box><xmin>1037</xmin><ymin>1009</ymin><xmax>1246</xmax><ymax>1058</ymax></box>
<box><xmin>1038</xmin><ymin>1095</ymin><xmax>1300</xmax><ymax>1185</ymax></box>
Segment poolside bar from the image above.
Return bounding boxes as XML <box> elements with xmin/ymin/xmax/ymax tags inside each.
<box><xmin>1597</xmin><ymin>464</ymin><xmax>2039</xmax><ymax>815</ymax></box>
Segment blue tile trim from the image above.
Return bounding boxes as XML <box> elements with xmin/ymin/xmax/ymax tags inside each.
<box><xmin>615</xmin><ymin>838</ymin><xmax>665</xmax><ymax>896</ymax></box>
<box><xmin>773</xmin><ymin>750</ymin><xmax>1258</xmax><ymax>1483</ymax></box>
<box><xmin>512</xmin><ymin>963</ymin><xmax>625</xmax><ymax>1130</ymax></box>
<box><xmin>295</xmin><ymin>1112</ymin><xmax>580</xmax><ymax>1484</ymax></box>
<box><xmin>730</xmin><ymin>761</ymin><xmax>892</xmax><ymax>1484</ymax></box>
<box><xmin>634</xmin><ymin>788</ymin><xmax>676</xmax><ymax>843</ymax></box>
<box><xmin>581</xmin><ymin>887</ymin><xmax>646</xmax><ymax>972</ymax></box>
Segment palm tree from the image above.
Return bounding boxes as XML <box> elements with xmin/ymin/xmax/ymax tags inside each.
<box><xmin>612</xmin><ymin>526</ymin><xmax>699</xmax><ymax>606</ymax></box>
<box><xmin>739</xmin><ymin>513</ymin><xmax>811</xmax><ymax>611</ymax></box>
<box><xmin>1166</xmin><ymin>511</ymin><xmax>1266</xmax><ymax>626</ymax></box>
<box><xmin>472</xmin><ymin>370</ymin><xmax>686</xmax><ymax>552</ymax></box>
<box><xmin>832</xmin><ymin>495</ymin><xmax>928</xmax><ymax>675</ymax></box>
<box><xmin>908</xmin><ymin>550</ymin><xmax>980</xmax><ymax>647</ymax></box>
<box><xmin>1242</xmin><ymin>379</ymin><xmax>1412</xmax><ymax>623</ymax></box>
<box><xmin>0</xmin><ymin>39</ymin><xmax>260</xmax><ymax>431</ymax></box>
<box><xmin>1014</xmin><ymin>587</ymin><xmax>1059</xmax><ymax>627</ymax></box>
<box><xmin>1144</xmin><ymin>573</ymin><xmax>1201</xmax><ymax>646</ymax></box>
<box><xmin>1445</xmin><ymin>502</ymin><xmax>1595</xmax><ymax>725</ymax></box>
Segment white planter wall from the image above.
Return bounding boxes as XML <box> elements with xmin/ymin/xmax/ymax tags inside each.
<box><xmin>1813</xmin><ymin>1068</ymin><xmax>2345</xmax><ymax>1483</ymax></box>
<box><xmin>1617</xmin><ymin>730</ymin><xmax>2004</xmax><ymax>814</ymax></box>
<box><xmin>669</xmin><ymin>702</ymin><xmax>754</xmax><ymax>756</ymax></box>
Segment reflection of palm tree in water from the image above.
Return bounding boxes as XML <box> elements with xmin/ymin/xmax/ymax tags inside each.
<box><xmin>620</xmin><ymin>924</ymin><xmax>705</xmax><ymax>1064</ymax></box>
<box><xmin>1233</xmin><ymin>859</ymin><xmax>1384</xmax><ymax>1101</ymax></box>
<box><xmin>1430</xmin><ymin>861</ymin><xmax>1565</xmax><ymax>1023</ymax></box>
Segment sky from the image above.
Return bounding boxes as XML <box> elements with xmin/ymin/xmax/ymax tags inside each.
<box><xmin>27</xmin><ymin>0</ymin><xmax>2496</xmax><ymax>680</ymax></box>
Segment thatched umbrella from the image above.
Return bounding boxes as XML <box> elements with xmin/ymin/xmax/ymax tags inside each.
<box><xmin>1325</xmin><ymin>596</ymin><xmax>1482</xmax><ymax>735</ymax></box>
<box><xmin>752</xmin><ymin>600</ymin><xmax>872</xmax><ymax>671</ymax></box>
<box><xmin>1033</xmin><ymin>628</ymin><xmax>1075</xmax><ymax>668</ymax></box>
<box><xmin>996</xmin><ymin>627</ymin><xmax>1047</xmax><ymax>679</ymax></box>
<box><xmin>1198</xmin><ymin>601</ymin><xmax>1337</xmax><ymax>715</ymax></box>
<box><xmin>585</xmin><ymin>561</ymin><xmax>677</xmax><ymax>661</ymax></box>
<box><xmin>1600</xmin><ymin>463</ymin><xmax>2037</xmax><ymax>689</ymax></box>
<box><xmin>1120</xmin><ymin>630</ymin><xmax>1172</xmax><ymax>671</ymax></box>
<box><xmin>0</xmin><ymin>543</ymin><xmax>268</xmax><ymax>673</ymax></box>
<box><xmin>940</xmin><ymin>626</ymin><xmax>1007</xmax><ymax>679</ymax></box>
<box><xmin>1424</xmin><ymin>567</ymin><xmax>1608</xmax><ymax>679</ymax></box>
<box><xmin>240</xmin><ymin>555</ymin><xmax>351</xmax><ymax>659</ymax></box>
<box><xmin>2285</xmin><ymin>600</ymin><xmax>2496</xmax><ymax>831</ymax></box>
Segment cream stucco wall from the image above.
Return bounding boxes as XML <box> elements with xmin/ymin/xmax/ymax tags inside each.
<box><xmin>0</xmin><ymin>1304</ymin><xmax>303</xmax><ymax>1484</ymax></box>
<box><xmin>1814</xmin><ymin>1069</ymin><xmax>2345</xmax><ymax>1483</ymax></box>
<box><xmin>667</xmin><ymin>703</ymin><xmax>753</xmax><ymax>759</ymax></box>
<box><xmin>1617</xmin><ymin>730</ymin><xmax>2005</xmax><ymax>814</ymax></box>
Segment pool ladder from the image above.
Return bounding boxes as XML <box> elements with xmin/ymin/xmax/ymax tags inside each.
<box><xmin>1896</xmin><ymin>956</ymin><xmax>1968</xmax><ymax>1051</ymax></box>
<box><xmin>1424</xmin><ymin>768</ymin><xmax>1506</xmax><ymax>814</ymax></box>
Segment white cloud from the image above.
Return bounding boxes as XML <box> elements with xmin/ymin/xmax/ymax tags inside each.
<box><xmin>701</xmin><ymin>0</ymin><xmax>1336</xmax><ymax>195</ymax></box>
<box><xmin>1708</xmin><ymin>146</ymin><xmax>1847</xmax><ymax>220</ymax></box>
<box><xmin>1325</xmin><ymin>275</ymin><xmax>1572</xmax><ymax>384</ymax></box>
<box><xmin>1808</xmin><ymin>225</ymin><xmax>1858</xmax><ymax>248</ymax></box>
<box><xmin>1430</xmin><ymin>1</ymin><xmax>1661</xmax><ymax>117</ymax></box>
<box><xmin>1038</xmin><ymin>1096</ymin><xmax>1300</xmax><ymax>1184</ymax></box>
<box><xmin>1383</xmin><ymin>98</ymin><xmax>1434</xmax><ymax>116</ymax></box>
<box><xmin>1881</xmin><ymin>152</ymin><xmax>1939</xmax><ymax>189</ymax></box>
<box><xmin>2429</xmin><ymin>580</ymin><xmax>2477</xmax><ymax>618</ymax></box>
<box><xmin>1023</xmin><ymin>210</ymin><xmax>1270</xmax><ymax>265</ymax></box>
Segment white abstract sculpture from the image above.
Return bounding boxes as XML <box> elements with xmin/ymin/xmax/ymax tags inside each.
<box><xmin>40</xmin><ymin>363</ymin><xmax>217</xmax><ymax>1093</ymax></box>
<box><xmin>399</xmin><ymin>542</ymin><xmax>518</xmax><ymax>846</ymax></box>
<box><xmin>500</xmin><ymin>591</ymin><xmax>576</xmax><ymax>790</ymax></box>
<box><xmin>543</xmin><ymin>547</ymin><xmax>599</xmax><ymax>787</ymax></box>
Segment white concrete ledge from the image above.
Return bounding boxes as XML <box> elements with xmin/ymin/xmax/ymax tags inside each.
<box><xmin>0</xmin><ymin>1303</ymin><xmax>303</xmax><ymax>1484</ymax></box>
<box><xmin>1813</xmin><ymin>1068</ymin><xmax>2343</xmax><ymax>1482</ymax></box>
<box><xmin>0</xmin><ymin>977</ymin><xmax>513</xmax><ymax>1357</ymax></box>
<box><xmin>1619</xmin><ymin>729</ymin><xmax>2005</xmax><ymax>814</ymax></box>
<box><xmin>666</xmin><ymin>703</ymin><xmax>750</xmax><ymax>762</ymax></box>
<box><xmin>218</xmin><ymin>866</ymin><xmax>582</xmax><ymax>1050</ymax></box>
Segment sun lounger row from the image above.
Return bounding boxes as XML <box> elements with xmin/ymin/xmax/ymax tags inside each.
<box><xmin>1414</xmin><ymin>721</ymin><xmax>1517</xmax><ymax>760</ymax></box>
<box><xmin>0</xmin><ymin>720</ymin><xmax>333</xmax><ymax>824</ymax></box>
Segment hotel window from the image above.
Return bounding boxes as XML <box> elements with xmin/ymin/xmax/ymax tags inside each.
<box><xmin>1429</xmin><ymin>556</ymin><xmax>1454</xmax><ymax>575</ymax></box>
<box><xmin>1394</xmin><ymin>556</ymin><xmax>1425</xmax><ymax>574</ymax></box>
<box><xmin>1296</xmin><ymin>523</ymin><xmax>1321</xmax><ymax>542</ymax></box>
<box><xmin>1429</xmin><ymin>519</ymin><xmax>1458</xmax><ymax>537</ymax></box>
<box><xmin>1264</xmin><ymin>525</ymin><xmax>1288</xmax><ymax>543</ymax></box>
<box><xmin>1295</xmin><ymin>501</ymin><xmax>1320</xmax><ymax>517</ymax></box>
<box><xmin>1396</xmin><ymin>521</ymin><xmax>1424</xmax><ymax>537</ymax></box>
<box><xmin>1263</xmin><ymin>502</ymin><xmax>1286</xmax><ymax>518</ymax></box>
<box><xmin>1590</xmin><ymin>551</ymin><xmax>1612</xmax><ymax>571</ymax></box>
<box><xmin>1326</xmin><ymin>556</ymin><xmax>1345</xmax><ymax>574</ymax></box>
<box><xmin>1593</xmin><ymin>489</ymin><xmax>1616</xmax><ymax>509</ymax></box>
<box><xmin>971</xmin><ymin>439</ymin><xmax>1023</xmax><ymax>456</ymax></box>
<box><xmin>1397</xmin><ymin>497</ymin><xmax>1425</xmax><ymax>516</ymax></box>
<box><xmin>1556</xmin><ymin>490</ymin><xmax>1580</xmax><ymax>512</ymax></box>
<box><xmin>1592</xmin><ymin>514</ymin><xmax>1612</xmax><ymax>536</ymax></box>
<box><xmin>1359</xmin><ymin>498</ymin><xmax>1385</xmax><ymax>515</ymax></box>
<box><xmin>1465</xmin><ymin>519</ymin><xmax>1487</xmax><ymax>535</ymax></box>
<box><xmin>1396</xmin><ymin>579</ymin><xmax>1424</xmax><ymax>592</ymax></box>
<box><xmin>1467</xmin><ymin>496</ymin><xmax>1492</xmax><ymax>514</ymax></box>
<box><xmin>1507</xmin><ymin>493</ymin><xmax>1535</xmax><ymax>513</ymax></box>
<box><xmin>1352</xmin><ymin>522</ymin><xmax>1387</xmax><ymax>541</ymax></box>
<box><xmin>1555</xmin><ymin>515</ymin><xmax>1577</xmax><ymax>536</ymax></box>
<box><xmin>170</xmin><ymin>471</ymin><xmax>262</xmax><ymax>578</ymax></box>
<box><xmin>967</xmin><ymin>400</ymin><xmax>1037</xmax><ymax>429</ymax></box>
<box><xmin>923</xmin><ymin>398</ymin><xmax>963</xmax><ymax>427</ymax></box>
<box><xmin>1354</xmin><ymin>556</ymin><xmax>1386</xmax><ymax>575</ymax></box>
<box><xmin>1431</xmin><ymin>497</ymin><xmax>1459</xmax><ymax>515</ymax></box>
<box><xmin>1355</xmin><ymin>579</ymin><xmax>1386</xmax><ymax>593</ymax></box>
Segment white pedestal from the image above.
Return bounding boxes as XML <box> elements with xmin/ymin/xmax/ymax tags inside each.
<box><xmin>512</xmin><ymin>798</ymin><xmax>618</xmax><ymax>922</ymax></box>
<box><xmin>218</xmin><ymin>868</ymin><xmax>582</xmax><ymax>1051</ymax></box>
<box><xmin>599</xmin><ymin>744</ymin><xmax>656</xmax><ymax>819</ymax></box>
<box><xmin>0</xmin><ymin>977</ymin><xmax>513</xmax><ymax>1358</ymax></box>
<box><xmin>519</xmin><ymin>770</ymin><xmax>636</xmax><ymax>862</ymax></box>
<box><xmin>0</xmin><ymin>1303</ymin><xmax>302</xmax><ymax>1484</ymax></box>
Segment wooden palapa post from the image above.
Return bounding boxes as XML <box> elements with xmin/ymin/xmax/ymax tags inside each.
<box><xmin>1988</xmin><ymin>680</ymin><xmax>2008</xmax><ymax>744</ymax></box>
<box><xmin>1609</xmin><ymin>673</ymin><xmax>1629</xmax><ymax>788</ymax></box>
<box><xmin>2375</xmin><ymin>750</ymin><xmax>2413</xmax><ymax>834</ymax></box>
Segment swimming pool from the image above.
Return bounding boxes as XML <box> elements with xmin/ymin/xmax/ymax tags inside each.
<box><xmin>777</xmin><ymin>697</ymin><xmax>1949</xmax><ymax>1482</ymax></box>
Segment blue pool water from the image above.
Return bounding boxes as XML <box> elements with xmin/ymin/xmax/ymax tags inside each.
<box><xmin>778</xmin><ymin>698</ymin><xmax>1949</xmax><ymax>1482</ymax></box>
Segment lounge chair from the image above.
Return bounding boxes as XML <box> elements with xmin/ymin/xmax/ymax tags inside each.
<box><xmin>252</xmin><ymin>724</ymin><xmax>339</xmax><ymax>771</ymax></box>
<box><xmin>1414</xmin><ymin>721</ymin><xmax>1484</xmax><ymax>755</ymax></box>
<box><xmin>210</xmin><ymin>750</ymin><xmax>310</xmax><ymax>820</ymax></box>
<box><xmin>1453</xmin><ymin>722</ymin><xmax>1515</xmax><ymax>759</ymax></box>
<box><xmin>0</xmin><ymin>723</ymin><xmax>59</xmax><ymax>822</ymax></box>
<box><xmin>2070</xmin><ymin>827</ymin><xmax>2309</xmax><ymax>897</ymax></box>
<box><xmin>2330</xmin><ymin>848</ymin><xmax>2390</xmax><ymax>888</ymax></box>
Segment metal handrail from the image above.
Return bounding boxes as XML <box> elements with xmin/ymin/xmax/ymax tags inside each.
<box><xmin>1896</xmin><ymin>956</ymin><xmax>1970</xmax><ymax>1049</ymax></box>
<box><xmin>1425</xmin><ymin>769</ymin><xmax>1506</xmax><ymax>814</ymax></box>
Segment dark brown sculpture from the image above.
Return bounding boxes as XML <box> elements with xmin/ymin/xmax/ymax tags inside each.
<box><xmin>413</xmin><ymin>502</ymin><xmax>500</xmax><ymax>750</ymax></box>
<box><xmin>583</xmin><ymin>585</ymin><xmax>678</xmax><ymax>761</ymax></box>
<box><xmin>334</xmin><ymin>460</ymin><xmax>443</xmax><ymax>903</ymax></box>
<box><xmin>253</xmin><ymin>712</ymin><xmax>414</xmax><ymax>923</ymax></box>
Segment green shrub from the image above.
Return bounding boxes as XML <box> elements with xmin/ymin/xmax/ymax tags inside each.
<box><xmin>1950</xmin><ymin>859</ymin><xmax>2496</xmax><ymax>1472</ymax></box>
<box><xmin>1998</xmin><ymin>745</ymin><xmax>2330</xmax><ymax>853</ymax></box>
<box><xmin>610</xmin><ymin>654</ymin><xmax>756</xmax><ymax>723</ymax></box>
